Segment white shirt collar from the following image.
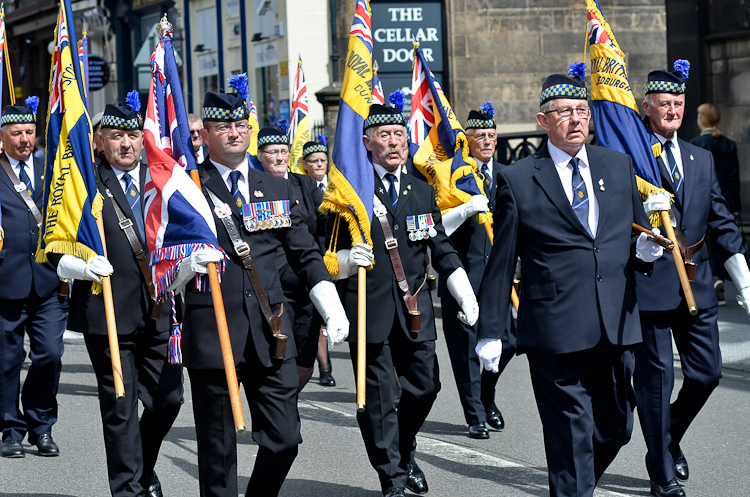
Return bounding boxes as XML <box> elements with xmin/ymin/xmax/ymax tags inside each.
<box><xmin>372</xmin><ymin>161</ymin><xmax>404</xmax><ymax>182</ymax></box>
<box><xmin>113</xmin><ymin>163</ymin><xmax>142</xmax><ymax>191</ymax></box>
<box><xmin>548</xmin><ymin>142</ymin><xmax>590</xmax><ymax>171</ymax></box>
<box><xmin>474</xmin><ymin>156</ymin><xmax>493</xmax><ymax>175</ymax></box>
<box><xmin>211</xmin><ymin>157</ymin><xmax>249</xmax><ymax>184</ymax></box>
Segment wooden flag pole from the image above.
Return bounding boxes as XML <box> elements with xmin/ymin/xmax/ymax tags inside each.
<box><xmin>95</xmin><ymin>215</ymin><xmax>124</xmax><ymax>399</ymax></box>
<box><xmin>483</xmin><ymin>220</ymin><xmax>519</xmax><ymax>311</ymax></box>
<box><xmin>357</xmin><ymin>266</ymin><xmax>366</xmax><ymax>412</ymax></box>
<box><xmin>4</xmin><ymin>28</ymin><xmax>15</xmax><ymax>105</ymax></box>
<box><xmin>660</xmin><ymin>211</ymin><xmax>698</xmax><ymax>315</ymax></box>
<box><xmin>189</xmin><ymin>169</ymin><xmax>246</xmax><ymax>434</ymax></box>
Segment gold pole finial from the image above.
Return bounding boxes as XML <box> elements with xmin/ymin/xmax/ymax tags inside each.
<box><xmin>156</xmin><ymin>13</ymin><xmax>172</xmax><ymax>37</ymax></box>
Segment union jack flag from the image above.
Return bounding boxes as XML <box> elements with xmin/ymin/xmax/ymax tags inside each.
<box><xmin>372</xmin><ymin>62</ymin><xmax>384</xmax><ymax>105</ymax></box>
<box><xmin>288</xmin><ymin>57</ymin><xmax>309</xmax><ymax>174</ymax></box>
<box><xmin>409</xmin><ymin>48</ymin><xmax>440</xmax><ymax>147</ymax></box>
<box><xmin>143</xmin><ymin>23</ymin><xmax>227</xmax><ymax>302</ymax></box>
<box><xmin>78</xmin><ymin>29</ymin><xmax>88</xmax><ymax>109</ymax></box>
<box><xmin>351</xmin><ymin>0</ymin><xmax>373</xmax><ymax>52</ymax></box>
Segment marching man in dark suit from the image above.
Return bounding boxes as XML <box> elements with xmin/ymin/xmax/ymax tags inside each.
<box><xmin>634</xmin><ymin>62</ymin><xmax>749</xmax><ymax>497</ymax></box>
<box><xmin>330</xmin><ymin>101</ymin><xmax>477</xmax><ymax>497</ymax></box>
<box><xmin>476</xmin><ymin>68</ymin><xmax>664</xmax><ymax>497</ymax></box>
<box><xmin>54</xmin><ymin>97</ymin><xmax>183</xmax><ymax>497</ymax></box>
<box><xmin>0</xmin><ymin>99</ymin><xmax>69</xmax><ymax>458</ymax></box>
<box><xmin>175</xmin><ymin>90</ymin><xmax>348</xmax><ymax>497</ymax></box>
<box><xmin>439</xmin><ymin>103</ymin><xmax>510</xmax><ymax>439</ymax></box>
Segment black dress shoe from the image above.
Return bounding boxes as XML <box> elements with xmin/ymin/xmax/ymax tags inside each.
<box><xmin>319</xmin><ymin>369</ymin><xmax>336</xmax><ymax>387</ymax></box>
<box><xmin>650</xmin><ymin>478</ymin><xmax>686</xmax><ymax>497</ymax></box>
<box><xmin>468</xmin><ymin>422</ymin><xmax>490</xmax><ymax>439</ymax></box>
<box><xmin>1</xmin><ymin>440</ymin><xmax>25</xmax><ymax>458</ymax></box>
<box><xmin>672</xmin><ymin>447</ymin><xmax>689</xmax><ymax>482</ymax></box>
<box><xmin>141</xmin><ymin>471</ymin><xmax>163</xmax><ymax>497</ymax></box>
<box><xmin>486</xmin><ymin>403</ymin><xmax>505</xmax><ymax>430</ymax></box>
<box><xmin>384</xmin><ymin>487</ymin><xmax>406</xmax><ymax>497</ymax></box>
<box><xmin>29</xmin><ymin>434</ymin><xmax>59</xmax><ymax>456</ymax></box>
<box><xmin>406</xmin><ymin>461</ymin><xmax>428</xmax><ymax>495</ymax></box>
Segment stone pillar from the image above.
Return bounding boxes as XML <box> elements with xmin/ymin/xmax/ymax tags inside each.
<box><xmin>316</xmin><ymin>82</ymin><xmax>342</xmax><ymax>150</ymax></box>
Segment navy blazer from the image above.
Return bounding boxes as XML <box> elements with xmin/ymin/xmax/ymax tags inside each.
<box><xmin>635</xmin><ymin>137</ymin><xmax>744</xmax><ymax>311</ymax></box>
<box><xmin>478</xmin><ymin>144</ymin><xmax>650</xmax><ymax>355</ymax></box>
<box><xmin>0</xmin><ymin>153</ymin><xmax>60</xmax><ymax>300</ymax></box>
<box><xmin>181</xmin><ymin>163</ymin><xmax>332</xmax><ymax>369</ymax></box>
<box><xmin>333</xmin><ymin>168</ymin><xmax>462</xmax><ymax>343</ymax></box>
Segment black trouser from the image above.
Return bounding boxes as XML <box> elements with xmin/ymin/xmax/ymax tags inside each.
<box><xmin>442</xmin><ymin>297</ymin><xmax>516</xmax><ymax>425</ymax></box>
<box><xmin>189</xmin><ymin>356</ymin><xmax>301</xmax><ymax>497</ymax></box>
<box><xmin>527</xmin><ymin>338</ymin><xmax>635</xmax><ymax>497</ymax></box>
<box><xmin>85</xmin><ymin>329</ymin><xmax>183</xmax><ymax>497</ymax></box>
<box><xmin>1</xmin><ymin>289</ymin><xmax>67</xmax><ymax>441</ymax></box>
<box><xmin>349</xmin><ymin>325</ymin><xmax>440</xmax><ymax>493</ymax></box>
<box><xmin>634</xmin><ymin>305</ymin><xmax>722</xmax><ymax>483</ymax></box>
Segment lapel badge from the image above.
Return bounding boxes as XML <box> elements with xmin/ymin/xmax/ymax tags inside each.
<box><xmin>403</xmin><ymin>190</ymin><xmax>408</xmax><ymax>196</ymax></box>
<box><xmin>378</xmin><ymin>187</ymin><xmax>385</xmax><ymax>195</ymax></box>
<box><xmin>14</xmin><ymin>182</ymin><xmax>27</xmax><ymax>193</ymax></box>
<box><xmin>598</xmin><ymin>178</ymin><xmax>605</xmax><ymax>192</ymax></box>
<box><xmin>690</xmin><ymin>154</ymin><xmax>694</xmax><ymax>161</ymax></box>
<box><xmin>254</xmin><ymin>190</ymin><xmax>264</xmax><ymax>198</ymax></box>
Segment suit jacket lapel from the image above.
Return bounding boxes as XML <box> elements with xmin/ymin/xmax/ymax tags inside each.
<box><xmin>374</xmin><ymin>174</ymin><xmax>395</xmax><ymax>216</ymax></box>
<box><xmin>394</xmin><ymin>172</ymin><xmax>414</xmax><ymax>217</ymax></box>
<box><xmin>32</xmin><ymin>157</ymin><xmax>44</xmax><ymax>203</ymax></box>
<box><xmin>532</xmin><ymin>149</ymin><xmax>592</xmax><ymax>238</ymax></box>
<box><xmin>587</xmin><ymin>145</ymin><xmax>609</xmax><ymax>238</ymax></box>
<box><xmin>99</xmin><ymin>162</ymin><xmax>140</xmax><ymax>233</ymax></box>
<box><xmin>678</xmin><ymin>139</ymin><xmax>696</xmax><ymax>212</ymax></box>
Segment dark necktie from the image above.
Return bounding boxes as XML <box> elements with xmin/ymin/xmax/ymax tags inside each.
<box><xmin>123</xmin><ymin>173</ymin><xmax>145</xmax><ymax>239</ymax></box>
<box><xmin>385</xmin><ymin>173</ymin><xmax>398</xmax><ymax>208</ymax></box>
<box><xmin>481</xmin><ymin>163</ymin><xmax>492</xmax><ymax>193</ymax></box>
<box><xmin>229</xmin><ymin>170</ymin><xmax>246</xmax><ymax>208</ymax></box>
<box><xmin>663</xmin><ymin>140</ymin><xmax>683</xmax><ymax>204</ymax></box>
<box><xmin>570</xmin><ymin>157</ymin><xmax>592</xmax><ymax>237</ymax></box>
<box><xmin>318</xmin><ymin>182</ymin><xmax>326</xmax><ymax>194</ymax></box>
<box><xmin>18</xmin><ymin>161</ymin><xmax>33</xmax><ymax>196</ymax></box>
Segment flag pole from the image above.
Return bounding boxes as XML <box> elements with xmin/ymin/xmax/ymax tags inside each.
<box><xmin>483</xmin><ymin>220</ymin><xmax>519</xmax><ymax>311</ymax></box>
<box><xmin>660</xmin><ymin>210</ymin><xmax>698</xmax><ymax>315</ymax></box>
<box><xmin>1</xmin><ymin>5</ymin><xmax>14</xmax><ymax>105</ymax></box>
<box><xmin>95</xmin><ymin>215</ymin><xmax>125</xmax><ymax>399</ymax></box>
<box><xmin>188</xmin><ymin>168</ymin><xmax>246</xmax><ymax>434</ymax></box>
<box><xmin>357</xmin><ymin>266</ymin><xmax>366</xmax><ymax>411</ymax></box>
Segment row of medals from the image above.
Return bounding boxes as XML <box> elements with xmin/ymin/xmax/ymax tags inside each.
<box><xmin>244</xmin><ymin>215</ymin><xmax>292</xmax><ymax>232</ymax></box>
<box><xmin>409</xmin><ymin>227</ymin><xmax>437</xmax><ymax>241</ymax></box>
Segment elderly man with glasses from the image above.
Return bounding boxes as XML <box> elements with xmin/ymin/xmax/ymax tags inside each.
<box><xmin>188</xmin><ymin>113</ymin><xmax>208</xmax><ymax>164</ymax></box>
<box><xmin>476</xmin><ymin>66</ymin><xmax>664</xmax><ymax>497</ymax></box>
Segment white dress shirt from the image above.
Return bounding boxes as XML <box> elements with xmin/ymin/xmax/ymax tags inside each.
<box><xmin>373</xmin><ymin>162</ymin><xmax>404</xmax><ymax>202</ymax></box>
<box><xmin>112</xmin><ymin>163</ymin><xmax>142</xmax><ymax>196</ymax></box>
<box><xmin>8</xmin><ymin>155</ymin><xmax>35</xmax><ymax>192</ymax></box>
<box><xmin>652</xmin><ymin>131</ymin><xmax>684</xmax><ymax>180</ymax></box>
<box><xmin>211</xmin><ymin>157</ymin><xmax>250</xmax><ymax>202</ymax></box>
<box><xmin>548</xmin><ymin>142</ymin><xmax>599</xmax><ymax>237</ymax></box>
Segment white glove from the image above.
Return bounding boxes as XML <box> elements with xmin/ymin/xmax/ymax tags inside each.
<box><xmin>309</xmin><ymin>280</ymin><xmax>350</xmax><ymax>348</ymax></box>
<box><xmin>475</xmin><ymin>338</ymin><xmax>502</xmax><ymax>373</ymax></box>
<box><xmin>441</xmin><ymin>195</ymin><xmax>490</xmax><ymax>236</ymax></box>
<box><xmin>635</xmin><ymin>228</ymin><xmax>664</xmax><ymax>262</ymax></box>
<box><xmin>57</xmin><ymin>254</ymin><xmax>113</xmax><ymax>283</ymax></box>
<box><xmin>724</xmin><ymin>253</ymin><xmax>750</xmax><ymax>316</ymax></box>
<box><xmin>643</xmin><ymin>190</ymin><xmax>672</xmax><ymax>217</ymax></box>
<box><xmin>446</xmin><ymin>268</ymin><xmax>479</xmax><ymax>326</ymax></box>
<box><xmin>167</xmin><ymin>247</ymin><xmax>225</xmax><ymax>292</ymax></box>
<box><xmin>332</xmin><ymin>243</ymin><xmax>374</xmax><ymax>280</ymax></box>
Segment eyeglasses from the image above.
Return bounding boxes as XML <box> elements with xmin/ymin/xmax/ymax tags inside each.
<box><xmin>190</xmin><ymin>129</ymin><xmax>201</xmax><ymax>136</ymax></box>
<box><xmin>206</xmin><ymin>123</ymin><xmax>250</xmax><ymax>134</ymax></box>
<box><xmin>305</xmin><ymin>158</ymin><xmax>327</xmax><ymax>165</ymax></box>
<box><xmin>544</xmin><ymin>107</ymin><xmax>590</xmax><ymax>119</ymax></box>
<box><xmin>468</xmin><ymin>132</ymin><xmax>497</xmax><ymax>142</ymax></box>
<box><xmin>263</xmin><ymin>149</ymin><xmax>290</xmax><ymax>157</ymax></box>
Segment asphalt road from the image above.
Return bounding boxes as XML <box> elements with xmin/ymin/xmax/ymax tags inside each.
<box><xmin>1</xmin><ymin>291</ymin><xmax>750</xmax><ymax>497</ymax></box>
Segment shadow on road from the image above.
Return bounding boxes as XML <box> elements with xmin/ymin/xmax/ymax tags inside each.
<box><xmin>281</xmin><ymin>479</ymin><xmax>382</xmax><ymax>496</ymax></box>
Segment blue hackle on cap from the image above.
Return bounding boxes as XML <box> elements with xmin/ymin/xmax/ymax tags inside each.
<box><xmin>276</xmin><ymin>118</ymin><xmax>289</xmax><ymax>133</ymax></box>
<box><xmin>227</xmin><ymin>73</ymin><xmax>250</xmax><ymax>101</ymax></box>
<box><xmin>126</xmin><ymin>90</ymin><xmax>141</xmax><ymax>112</ymax></box>
<box><xmin>388</xmin><ymin>89</ymin><xmax>405</xmax><ymax>112</ymax></box>
<box><xmin>567</xmin><ymin>61</ymin><xmax>587</xmax><ymax>79</ymax></box>
<box><xmin>318</xmin><ymin>133</ymin><xmax>327</xmax><ymax>146</ymax></box>
<box><xmin>480</xmin><ymin>101</ymin><xmax>494</xmax><ymax>117</ymax></box>
<box><xmin>25</xmin><ymin>96</ymin><xmax>39</xmax><ymax>115</ymax></box>
<box><xmin>673</xmin><ymin>59</ymin><xmax>690</xmax><ymax>80</ymax></box>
